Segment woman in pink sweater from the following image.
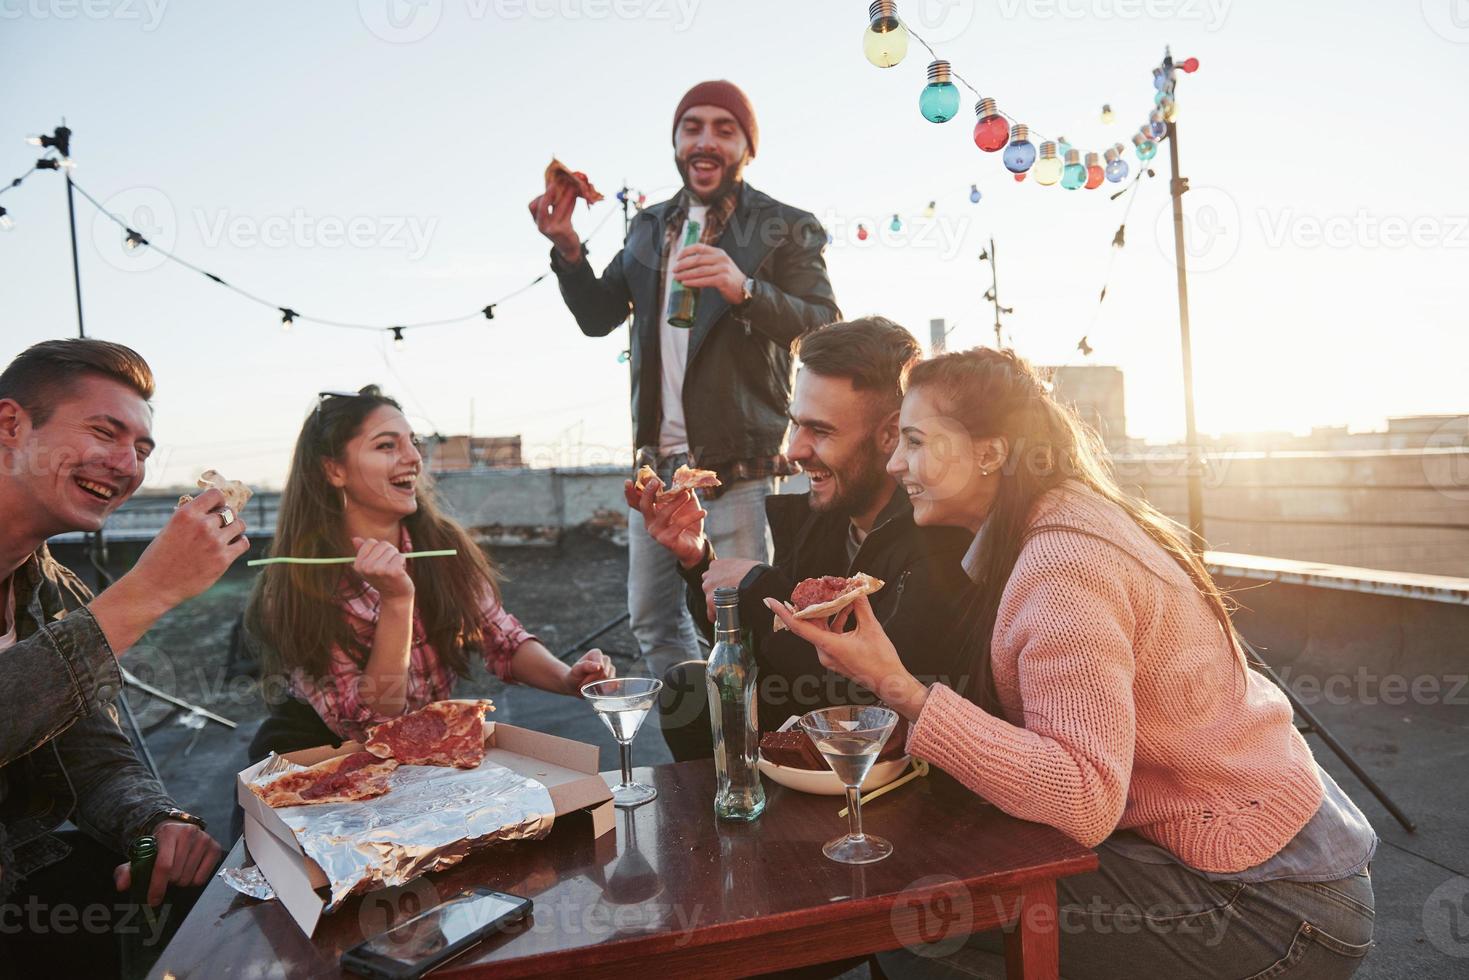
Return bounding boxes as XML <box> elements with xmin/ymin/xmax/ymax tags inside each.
<box><xmin>769</xmin><ymin>348</ymin><xmax>1375</xmax><ymax>979</ymax></box>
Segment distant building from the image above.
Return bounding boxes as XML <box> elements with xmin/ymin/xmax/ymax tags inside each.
<box><xmin>1047</xmin><ymin>365</ymin><xmax>1127</xmax><ymax>449</ymax></box>
<box><xmin>426</xmin><ymin>435</ymin><xmax>523</xmax><ymax>472</ymax></box>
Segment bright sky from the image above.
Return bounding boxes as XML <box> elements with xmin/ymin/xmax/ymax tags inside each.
<box><xmin>3</xmin><ymin>1</ymin><xmax>1466</xmax><ymax>489</ymax></box>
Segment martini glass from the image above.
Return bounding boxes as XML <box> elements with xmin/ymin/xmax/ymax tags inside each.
<box><xmin>798</xmin><ymin>705</ymin><xmax>899</xmax><ymax>864</ymax></box>
<box><xmin>582</xmin><ymin>677</ymin><xmax>663</xmax><ymax>808</ymax></box>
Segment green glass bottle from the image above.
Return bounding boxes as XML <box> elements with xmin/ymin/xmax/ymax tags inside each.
<box><xmin>707</xmin><ymin>586</ymin><xmax>766</xmax><ymax>821</ymax></box>
<box><xmin>666</xmin><ymin>218</ymin><xmax>701</xmax><ymax>329</ymax></box>
<box><xmin>119</xmin><ymin>836</ymin><xmax>159</xmax><ymax>980</ymax></box>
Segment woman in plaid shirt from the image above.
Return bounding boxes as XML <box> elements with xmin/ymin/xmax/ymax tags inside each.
<box><xmin>244</xmin><ymin>386</ymin><xmax>614</xmax><ymax>755</ymax></box>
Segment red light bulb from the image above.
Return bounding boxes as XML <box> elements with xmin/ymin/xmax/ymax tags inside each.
<box><xmin>971</xmin><ymin>97</ymin><xmax>1008</xmax><ymax>152</ymax></box>
<box><xmin>1084</xmin><ymin>152</ymin><xmax>1104</xmax><ymax>189</ymax></box>
<box><xmin>1014</xmin><ymin>172</ymin><xmax>1026</xmax><ymax>182</ymax></box>
<box><xmin>1180</xmin><ymin>56</ymin><xmax>1199</xmax><ymax>73</ymax></box>
<box><xmin>857</xmin><ymin>223</ymin><xmax>869</xmax><ymax>241</ymax></box>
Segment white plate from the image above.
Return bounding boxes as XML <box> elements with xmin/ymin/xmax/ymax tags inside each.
<box><xmin>757</xmin><ymin>754</ymin><xmax>911</xmax><ymax>796</ymax></box>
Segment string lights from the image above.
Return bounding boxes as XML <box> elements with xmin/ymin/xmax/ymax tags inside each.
<box><xmin>862</xmin><ymin>5</ymin><xmax>1197</xmax><ymax>196</ymax></box>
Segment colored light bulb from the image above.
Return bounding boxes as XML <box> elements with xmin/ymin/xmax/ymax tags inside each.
<box><xmin>919</xmin><ymin>59</ymin><xmax>960</xmax><ymax>122</ymax></box>
<box><xmin>1014</xmin><ymin>172</ymin><xmax>1026</xmax><ymax>182</ymax></box>
<box><xmin>1032</xmin><ymin>142</ymin><xmax>1063</xmax><ymax>186</ymax></box>
<box><xmin>1154</xmin><ymin>88</ymin><xmax>1169</xmax><ymax>105</ymax></box>
<box><xmin>1100</xmin><ymin>104</ymin><xmax>1115</xmax><ymax>125</ymax></box>
<box><xmin>969</xmin><ymin>184</ymin><xmax>981</xmax><ymax>203</ymax></box>
<box><xmin>1180</xmin><ymin>56</ymin><xmax>1200</xmax><ymax>73</ymax></box>
<box><xmin>863</xmin><ymin>0</ymin><xmax>908</xmax><ymax>68</ymax></box>
<box><xmin>1133</xmin><ymin>131</ymin><xmax>1157</xmax><ymax>162</ymax></box>
<box><xmin>1002</xmin><ymin>123</ymin><xmax>1036</xmax><ymax>174</ymax></box>
<box><xmin>1060</xmin><ymin>149</ymin><xmax>1087</xmax><ymax>190</ymax></box>
<box><xmin>1153</xmin><ymin>67</ymin><xmax>1169</xmax><ymax>90</ymax></box>
<box><xmin>890</xmin><ymin>213</ymin><xmax>902</xmax><ymax>232</ymax></box>
<box><xmin>972</xmin><ymin>97</ymin><xmax>1008</xmax><ymax>152</ymax></box>
<box><xmin>1084</xmin><ymin>152</ymin><xmax>1104</xmax><ymax>190</ymax></box>
<box><xmin>1104</xmin><ymin>145</ymin><xmax>1129</xmax><ymax>183</ymax></box>
<box><xmin>923</xmin><ymin>200</ymin><xmax>936</xmax><ymax>218</ymax></box>
<box><xmin>856</xmin><ymin>223</ymin><xmax>869</xmax><ymax>241</ymax></box>
<box><xmin>1162</xmin><ymin>97</ymin><xmax>1179</xmax><ymax>123</ymax></box>
<box><xmin>1149</xmin><ymin>110</ymin><xmax>1167</xmax><ymax>140</ymax></box>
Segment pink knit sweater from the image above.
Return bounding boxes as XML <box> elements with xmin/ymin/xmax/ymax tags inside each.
<box><xmin>907</xmin><ymin>483</ymin><xmax>1323</xmax><ymax>873</ymax></box>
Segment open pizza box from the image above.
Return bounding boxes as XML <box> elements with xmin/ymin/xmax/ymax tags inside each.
<box><xmin>236</xmin><ymin>721</ymin><xmax>615</xmax><ymax>936</ymax></box>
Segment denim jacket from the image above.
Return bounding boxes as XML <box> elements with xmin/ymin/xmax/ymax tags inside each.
<box><xmin>0</xmin><ymin>545</ymin><xmax>198</xmax><ymax>898</ymax></box>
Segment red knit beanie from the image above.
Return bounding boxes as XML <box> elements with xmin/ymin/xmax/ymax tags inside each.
<box><xmin>672</xmin><ymin>80</ymin><xmax>758</xmax><ymax>160</ymax></box>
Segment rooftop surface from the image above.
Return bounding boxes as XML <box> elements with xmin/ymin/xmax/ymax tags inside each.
<box><xmin>110</xmin><ymin>530</ymin><xmax>1467</xmax><ymax>978</ymax></box>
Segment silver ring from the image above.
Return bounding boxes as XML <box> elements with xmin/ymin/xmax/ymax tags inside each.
<box><xmin>218</xmin><ymin>507</ymin><xmax>235</xmax><ymax>528</ymax></box>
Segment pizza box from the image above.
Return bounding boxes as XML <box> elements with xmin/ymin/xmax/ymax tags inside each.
<box><xmin>236</xmin><ymin>721</ymin><xmax>615</xmax><ymax>936</ymax></box>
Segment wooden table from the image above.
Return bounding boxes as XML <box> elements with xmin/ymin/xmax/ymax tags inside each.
<box><xmin>151</xmin><ymin>761</ymin><xmax>1096</xmax><ymax>979</ymax></box>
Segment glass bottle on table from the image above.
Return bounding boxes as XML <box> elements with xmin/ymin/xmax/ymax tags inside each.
<box><xmin>707</xmin><ymin>586</ymin><xmax>766</xmax><ymax>821</ymax></box>
<box><xmin>666</xmin><ymin>217</ymin><xmax>701</xmax><ymax>328</ymax></box>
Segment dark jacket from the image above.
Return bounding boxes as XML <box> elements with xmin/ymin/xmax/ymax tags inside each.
<box><xmin>0</xmin><ymin>547</ymin><xmax>198</xmax><ymax>899</ymax></box>
<box><xmin>551</xmin><ymin>182</ymin><xmax>840</xmax><ymax>466</ymax></box>
<box><xmin>680</xmin><ymin>486</ymin><xmax>974</xmax><ymax>734</ymax></box>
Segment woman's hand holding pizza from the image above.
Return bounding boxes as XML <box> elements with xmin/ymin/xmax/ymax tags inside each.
<box><xmin>351</xmin><ymin>537</ymin><xmax>415</xmax><ymax>600</ymax></box>
<box><xmin>764</xmin><ymin>594</ymin><xmax>931</xmax><ymax>722</ymax></box>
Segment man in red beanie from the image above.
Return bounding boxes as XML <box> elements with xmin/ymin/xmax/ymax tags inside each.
<box><xmin>530</xmin><ymin>80</ymin><xmax>840</xmax><ymax>714</ymax></box>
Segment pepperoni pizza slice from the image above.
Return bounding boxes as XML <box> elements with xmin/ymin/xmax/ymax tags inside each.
<box><xmin>364</xmin><ymin>699</ymin><xmax>494</xmax><ymax>769</ymax></box>
<box><xmin>772</xmin><ymin>573</ymin><xmax>885</xmax><ymax>632</ymax></box>
<box><xmin>545</xmin><ymin>157</ymin><xmax>604</xmax><ymax>205</ymax></box>
<box><xmin>251</xmin><ymin>751</ymin><xmax>399</xmax><ymax>808</ymax></box>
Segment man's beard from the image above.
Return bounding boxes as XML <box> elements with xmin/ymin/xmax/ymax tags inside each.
<box><xmin>811</xmin><ymin>441</ymin><xmax>893</xmax><ymax>520</ymax></box>
<box><xmin>676</xmin><ymin>151</ymin><xmax>744</xmax><ymax>203</ymax></box>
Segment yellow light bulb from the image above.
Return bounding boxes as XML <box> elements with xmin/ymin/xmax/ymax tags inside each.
<box><xmin>862</xmin><ymin>1</ymin><xmax>909</xmax><ymax>68</ymax></box>
<box><xmin>1032</xmin><ymin>142</ymin><xmax>1064</xmax><ymax>186</ymax></box>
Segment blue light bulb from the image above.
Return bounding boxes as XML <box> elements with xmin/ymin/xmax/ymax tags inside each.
<box><xmin>1060</xmin><ymin>149</ymin><xmax>1087</xmax><ymax>190</ymax></box>
<box><xmin>919</xmin><ymin>60</ymin><xmax>960</xmax><ymax>123</ymax></box>
<box><xmin>969</xmin><ymin>184</ymin><xmax>982</xmax><ymax>203</ymax></box>
<box><xmin>1104</xmin><ymin>146</ymin><xmax>1129</xmax><ymax>182</ymax></box>
<box><xmin>889</xmin><ymin>213</ymin><xmax>902</xmax><ymax>232</ymax></box>
<box><xmin>1002</xmin><ymin>123</ymin><xmax>1037</xmax><ymax>174</ymax></box>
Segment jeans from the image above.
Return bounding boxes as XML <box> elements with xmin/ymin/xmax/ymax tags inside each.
<box><xmin>877</xmin><ymin>841</ymin><xmax>1374</xmax><ymax>980</ymax></box>
<box><xmin>626</xmin><ymin>454</ymin><xmax>774</xmax><ymax>679</ymax></box>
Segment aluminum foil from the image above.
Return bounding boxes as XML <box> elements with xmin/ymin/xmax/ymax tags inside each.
<box><xmin>220</xmin><ymin>864</ymin><xmax>276</xmax><ymax>901</ymax></box>
<box><xmin>244</xmin><ymin>756</ymin><xmax>556</xmax><ymax>911</ymax></box>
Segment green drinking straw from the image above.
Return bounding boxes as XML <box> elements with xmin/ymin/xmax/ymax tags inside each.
<box><xmin>246</xmin><ymin>549</ymin><xmax>457</xmax><ymax>567</ymax></box>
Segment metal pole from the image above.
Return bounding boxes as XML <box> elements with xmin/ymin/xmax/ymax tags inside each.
<box><xmin>1166</xmin><ymin>120</ymin><xmax>1205</xmax><ymax>550</ymax></box>
<box><xmin>65</xmin><ymin>172</ymin><xmax>85</xmax><ymax>337</ymax></box>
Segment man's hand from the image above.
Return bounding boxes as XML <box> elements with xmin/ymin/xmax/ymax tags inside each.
<box><xmin>564</xmin><ymin>648</ymin><xmax>616</xmax><ymax>696</ymax></box>
<box><xmin>701</xmin><ymin>557</ymin><xmax>762</xmax><ymax>621</ymax></box>
<box><xmin>528</xmin><ymin>183</ymin><xmax>582</xmax><ymax>264</ymax></box>
<box><xmin>624</xmin><ymin>475</ymin><xmax>707</xmax><ymax>569</ymax></box>
<box><xmin>672</xmin><ymin>244</ymin><xmax>746</xmax><ymax>304</ymax></box>
<box><xmin>113</xmin><ymin>821</ymin><xmax>222</xmax><ymax>907</ymax></box>
<box><xmin>351</xmin><ymin>537</ymin><xmax>415</xmax><ymax>600</ymax></box>
<box><xmin>116</xmin><ymin>488</ymin><xmax>250</xmax><ymax>610</ymax></box>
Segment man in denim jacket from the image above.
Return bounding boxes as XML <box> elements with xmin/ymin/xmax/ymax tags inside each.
<box><xmin>0</xmin><ymin>339</ymin><xmax>249</xmax><ymax>973</ymax></box>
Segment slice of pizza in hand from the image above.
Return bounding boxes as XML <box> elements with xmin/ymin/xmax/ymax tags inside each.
<box><xmin>545</xmin><ymin>157</ymin><xmax>604</xmax><ymax>205</ymax></box>
<box><xmin>177</xmin><ymin>468</ymin><xmax>253</xmax><ymax>511</ymax></box>
<box><xmin>251</xmin><ymin>751</ymin><xmax>399</xmax><ymax>808</ymax></box>
<box><xmin>364</xmin><ymin>699</ymin><xmax>495</xmax><ymax>768</ymax></box>
<box><xmin>657</xmin><ymin>464</ymin><xmax>721</xmax><ymax>501</ymax></box>
<box><xmin>773</xmin><ymin>573</ymin><xmax>885</xmax><ymax>632</ymax></box>
<box><xmin>633</xmin><ymin>464</ymin><xmax>658</xmax><ymax>493</ymax></box>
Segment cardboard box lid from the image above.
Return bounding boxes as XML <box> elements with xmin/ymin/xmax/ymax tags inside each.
<box><xmin>236</xmin><ymin>722</ymin><xmax>613</xmax><ymax>935</ymax></box>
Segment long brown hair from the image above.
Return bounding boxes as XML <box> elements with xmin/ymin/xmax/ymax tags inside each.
<box><xmin>247</xmin><ymin>386</ymin><xmax>502</xmax><ymax>680</ymax></box>
<box><xmin>905</xmin><ymin>348</ymin><xmax>1242</xmax><ymax>713</ymax></box>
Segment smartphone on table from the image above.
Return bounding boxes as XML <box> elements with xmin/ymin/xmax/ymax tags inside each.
<box><xmin>340</xmin><ymin>887</ymin><xmax>532</xmax><ymax>980</ymax></box>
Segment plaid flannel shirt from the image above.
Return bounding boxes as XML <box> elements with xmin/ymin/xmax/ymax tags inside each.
<box><xmin>289</xmin><ymin>530</ymin><xmax>536</xmax><ymax>743</ymax></box>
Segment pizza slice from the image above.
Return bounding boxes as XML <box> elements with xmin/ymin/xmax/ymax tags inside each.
<box><xmin>250</xmin><ymin>751</ymin><xmax>399</xmax><ymax>808</ymax></box>
<box><xmin>544</xmin><ymin>157</ymin><xmax>604</xmax><ymax>205</ymax></box>
<box><xmin>658</xmin><ymin>464</ymin><xmax>720</xmax><ymax>500</ymax></box>
<box><xmin>772</xmin><ymin>572</ymin><xmax>885</xmax><ymax>632</ymax></box>
<box><xmin>633</xmin><ymin>464</ymin><xmax>657</xmax><ymax>492</ymax></box>
<box><xmin>364</xmin><ymin>699</ymin><xmax>494</xmax><ymax>768</ymax></box>
<box><xmin>177</xmin><ymin>468</ymin><xmax>253</xmax><ymax>511</ymax></box>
